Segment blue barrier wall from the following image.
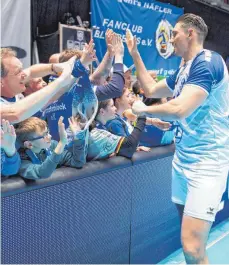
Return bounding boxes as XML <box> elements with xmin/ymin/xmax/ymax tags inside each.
<box><xmin>1</xmin><ymin>144</ymin><xmax>229</xmax><ymax>264</ymax></box>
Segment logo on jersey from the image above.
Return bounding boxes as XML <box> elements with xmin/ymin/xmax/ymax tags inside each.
<box><xmin>174</xmin><ymin>124</ymin><xmax>183</xmax><ymax>143</ymax></box>
<box><xmin>174</xmin><ymin>76</ymin><xmax>187</xmax><ymax>97</ymax></box>
<box><xmin>156</xmin><ymin>20</ymin><xmax>174</xmax><ymax>59</ymax></box>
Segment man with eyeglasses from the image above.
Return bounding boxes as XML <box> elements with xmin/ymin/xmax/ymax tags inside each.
<box><xmin>0</xmin><ymin>47</ymin><xmax>76</xmax><ymax>123</ymax></box>
<box><xmin>0</xmin><ymin>47</ymin><xmax>87</xmax><ymax>177</ymax></box>
<box><xmin>126</xmin><ymin>14</ymin><xmax>229</xmax><ymax>264</ymax></box>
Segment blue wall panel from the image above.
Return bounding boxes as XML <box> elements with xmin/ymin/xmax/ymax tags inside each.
<box><xmin>2</xmin><ymin>167</ymin><xmax>132</xmax><ymax>264</ymax></box>
<box><xmin>1</xmin><ymin>153</ymin><xmax>228</xmax><ymax>264</ymax></box>
<box><xmin>130</xmin><ymin>156</ymin><xmax>181</xmax><ymax>264</ymax></box>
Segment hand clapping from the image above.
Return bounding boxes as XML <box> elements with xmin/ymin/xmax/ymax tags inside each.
<box><xmin>58</xmin><ymin>116</ymin><xmax>68</xmax><ymax>146</ymax></box>
<box><xmin>0</xmin><ymin>119</ymin><xmax>17</xmax><ymax>157</ymax></box>
<box><xmin>126</xmin><ymin>29</ymin><xmax>138</xmax><ymax>56</ymax></box>
<box><xmin>80</xmin><ymin>39</ymin><xmax>97</xmax><ymax>68</ymax></box>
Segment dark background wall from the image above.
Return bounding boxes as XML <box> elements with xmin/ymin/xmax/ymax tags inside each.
<box><xmin>32</xmin><ymin>0</ymin><xmax>229</xmax><ymax>63</ymax></box>
<box><xmin>160</xmin><ymin>0</ymin><xmax>229</xmax><ymax>59</ymax></box>
<box><xmin>32</xmin><ymin>0</ymin><xmax>90</xmax><ymax>63</ymax></box>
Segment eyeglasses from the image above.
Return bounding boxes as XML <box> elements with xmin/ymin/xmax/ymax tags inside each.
<box><xmin>27</xmin><ymin>130</ymin><xmax>50</xmax><ymax>141</ymax></box>
<box><xmin>7</xmin><ymin>68</ymin><xmax>23</xmax><ymax>77</ymax></box>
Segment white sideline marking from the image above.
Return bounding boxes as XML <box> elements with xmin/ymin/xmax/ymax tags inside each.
<box><xmin>206</xmin><ymin>230</ymin><xmax>229</xmax><ymax>250</ymax></box>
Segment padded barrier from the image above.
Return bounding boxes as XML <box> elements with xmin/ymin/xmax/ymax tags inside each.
<box><xmin>1</xmin><ymin>144</ymin><xmax>229</xmax><ymax>264</ymax></box>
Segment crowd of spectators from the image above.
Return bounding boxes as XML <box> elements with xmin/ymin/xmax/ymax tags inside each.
<box><xmin>1</xmin><ymin>29</ymin><xmax>175</xmax><ymax>180</ymax></box>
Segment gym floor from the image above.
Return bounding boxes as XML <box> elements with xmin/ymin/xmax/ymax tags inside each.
<box><xmin>159</xmin><ymin>218</ymin><xmax>229</xmax><ymax>264</ymax></box>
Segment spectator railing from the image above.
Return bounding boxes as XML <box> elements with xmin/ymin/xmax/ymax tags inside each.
<box><xmin>1</xmin><ymin>144</ymin><xmax>229</xmax><ymax>264</ymax></box>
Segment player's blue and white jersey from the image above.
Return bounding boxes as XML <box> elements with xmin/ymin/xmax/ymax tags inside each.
<box><xmin>166</xmin><ymin>49</ymin><xmax>229</xmax><ymax>169</ymax></box>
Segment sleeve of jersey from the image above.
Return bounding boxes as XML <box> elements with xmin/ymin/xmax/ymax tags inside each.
<box><xmin>165</xmin><ymin>69</ymin><xmax>180</xmax><ymax>91</ymax></box>
<box><xmin>95</xmin><ymin>63</ymin><xmax>125</xmax><ymax>100</ymax></box>
<box><xmin>185</xmin><ymin>60</ymin><xmax>213</xmax><ymax>94</ymax></box>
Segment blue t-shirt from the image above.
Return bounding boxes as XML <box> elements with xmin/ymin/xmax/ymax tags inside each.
<box><xmin>139</xmin><ymin>125</ymin><xmax>174</xmax><ymax>147</ymax></box>
<box><xmin>44</xmin><ymin>63</ymin><xmax>125</xmax><ymax>140</ymax></box>
<box><xmin>166</xmin><ymin>49</ymin><xmax>229</xmax><ymax>169</ymax></box>
<box><xmin>43</xmin><ymin>60</ymin><xmax>95</xmax><ymax>140</ymax></box>
<box><xmin>102</xmin><ymin>115</ymin><xmax>132</xmax><ymax>137</ymax></box>
<box><xmin>87</xmin><ymin>128</ymin><xmax>122</xmax><ymax>161</ymax></box>
<box><xmin>1</xmin><ymin>149</ymin><xmax>21</xmax><ymax>177</ymax></box>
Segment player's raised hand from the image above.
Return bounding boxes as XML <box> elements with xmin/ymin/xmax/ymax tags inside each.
<box><xmin>126</xmin><ymin>29</ymin><xmax>138</xmax><ymax>56</ymax></box>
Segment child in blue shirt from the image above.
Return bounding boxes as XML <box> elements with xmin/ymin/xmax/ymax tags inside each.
<box><xmin>16</xmin><ymin>116</ymin><xmax>86</xmax><ymax>179</ymax></box>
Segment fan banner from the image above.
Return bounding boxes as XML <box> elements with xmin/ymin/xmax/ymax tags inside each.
<box><xmin>91</xmin><ymin>0</ymin><xmax>183</xmax><ymax>77</ymax></box>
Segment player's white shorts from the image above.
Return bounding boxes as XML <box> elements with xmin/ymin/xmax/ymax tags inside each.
<box><xmin>171</xmin><ymin>160</ymin><xmax>229</xmax><ymax>222</ymax></box>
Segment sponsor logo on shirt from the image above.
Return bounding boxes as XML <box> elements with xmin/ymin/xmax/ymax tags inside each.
<box><xmin>206</xmin><ymin>207</ymin><xmax>215</xmax><ymax>216</ymax></box>
<box><xmin>43</xmin><ymin>103</ymin><xmax>67</xmax><ymax>114</ymax></box>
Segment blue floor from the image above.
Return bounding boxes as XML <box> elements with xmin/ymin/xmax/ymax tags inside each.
<box><xmin>159</xmin><ymin>218</ymin><xmax>229</xmax><ymax>264</ymax></box>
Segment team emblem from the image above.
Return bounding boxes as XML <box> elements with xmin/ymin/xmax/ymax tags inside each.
<box><xmin>156</xmin><ymin>20</ymin><xmax>174</xmax><ymax>59</ymax></box>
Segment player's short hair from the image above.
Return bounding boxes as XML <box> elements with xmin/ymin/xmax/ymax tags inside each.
<box><xmin>177</xmin><ymin>13</ymin><xmax>208</xmax><ymax>42</ymax></box>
